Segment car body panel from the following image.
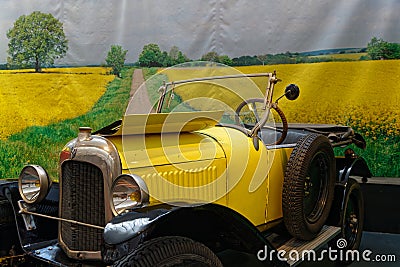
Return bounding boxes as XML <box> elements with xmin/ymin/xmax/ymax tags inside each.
<box><xmin>108</xmin><ymin>123</ymin><xmax>292</xmax><ymax>227</ymax></box>
<box><xmin>265</xmin><ymin>147</ymin><xmax>292</xmax><ymax>222</ymax></box>
<box><xmin>125</xmin><ymin>159</ymin><xmax>228</xmax><ymax>206</ymax></box>
<box><xmin>200</xmin><ymin>126</ymin><xmax>273</xmax><ymax>226</ymax></box>
<box><xmin>110</xmin><ymin>131</ymin><xmax>226</xmax><ymax>169</ymax></box>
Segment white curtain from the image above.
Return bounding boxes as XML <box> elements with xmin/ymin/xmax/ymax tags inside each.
<box><xmin>1</xmin><ymin>0</ymin><xmax>399</xmax><ymax>65</ymax></box>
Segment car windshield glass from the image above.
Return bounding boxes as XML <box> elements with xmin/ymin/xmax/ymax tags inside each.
<box><xmin>126</xmin><ymin>62</ymin><xmax>275</xmax><ymax>128</ymax></box>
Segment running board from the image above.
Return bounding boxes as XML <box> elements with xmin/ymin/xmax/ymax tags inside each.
<box><xmin>277</xmin><ymin>226</ymin><xmax>340</xmax><ymax>267</ymax></box>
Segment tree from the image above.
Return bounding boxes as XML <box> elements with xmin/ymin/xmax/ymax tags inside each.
<box><xmin>169</xmin><ymin>46</ymin><xmax>189</xmax><ymax>65</ymax></box>
<box><xmin>159</xmin><ymin>51</ymin><xmax>171</xmax><ymax>67</ymax></box>
<box><xmin>106</xmin><ymin>45</ymin><xmax>128</xmax><ymax>76</ymax></box>
<box><xmin>218</xmin><ymin>55</ymin><xmax>233</xmax><ymax>66</ymax></box>
<box><xmin>367</xmin><ymin>37</ymin><xmax>400</xmax><ymax>60</ymax></box>
<box><xmin>367</xmin><ymin>37</ymin><xmax>387</xmax><ymax>60</ymax></box>
<box><xmin>169</xmin><ymin>46</ymin><xmax>180</xmax><ymax>62</ymax></box>
<box><xmin>232</xmin><ymin>55</ymin><xmax>260</xmax><ymax>66</ymax></box>
<box><xmin>200</xmin><ymin>52</ymin><xmax>232</xmax><ymax>65</ymax></box>
<box><xmin>138</xmin><ymin>43</ymin><xmax>163</xmax><ymax>67</ymax></box>
<box><xmin>386</xmin><ymin>42</ymin><xmax>400</xmax><ymax>59</ymax></box>
<box><xmin>176</xmin><ymin>51</ymin><xmax>190</xmax><ymax>64</ymax></box>
<box><xmin>201</xmin><ymin>51</ymin><xmax>220</xmax><ymax>62</ymax></box>
<box><xmin>257</xmin><ymin>54</ymin><xmax>268</xmax><ymax>65</ymax></box>
<box><xmin>7</xmin><ymin>11</ymin><xmax>68</xmax><ymax>72</ymax></box>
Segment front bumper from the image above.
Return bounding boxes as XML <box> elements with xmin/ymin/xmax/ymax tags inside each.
<box><xmin>22</xmin><ymin>204</ymin><xmax>178</xmax><ymax>266</ymax></box>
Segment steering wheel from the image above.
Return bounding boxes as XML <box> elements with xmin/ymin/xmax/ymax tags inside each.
<box><xmin>235</xmin><ymin>98</ymin><xmax>288</xmax><ymax>145</ymax></box>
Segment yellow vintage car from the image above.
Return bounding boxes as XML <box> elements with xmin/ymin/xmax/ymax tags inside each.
<box><xmin>0</xmin><ymin>64</ymin><xmax>371</xmax><ymax>266</ymax></box>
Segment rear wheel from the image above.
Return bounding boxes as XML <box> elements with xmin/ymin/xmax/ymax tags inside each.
<box><xmin>113</xmin><ymin>236</ymin><xmax>223</xmax><ymax>267</ymax></box>
<box><xmin>330</xmin><ymin>178</ymin><xmax>364</xmax><ymax>265</ymax></box>
<box><xmin>283</xmin><ymin>134</ymin><xmax>336</xmax><ymax>240</ymax></box>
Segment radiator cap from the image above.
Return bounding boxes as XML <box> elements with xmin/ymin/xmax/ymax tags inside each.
<box><xmin>78</xmin><ymin>126</ymin><xmax>92</xmax><ymax>141</ymax></box>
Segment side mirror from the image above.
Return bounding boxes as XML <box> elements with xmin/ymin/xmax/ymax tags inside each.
<box><xmin>285</xmin><ymin>84</ymin><xmax>300</xmax><ymax>101</ymax></box>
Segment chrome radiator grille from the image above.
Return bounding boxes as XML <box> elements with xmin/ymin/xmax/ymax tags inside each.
<box><xmin>60</xmin><ymin>161</ymin><xmax>105</xmax><ymax>252</ymax></box>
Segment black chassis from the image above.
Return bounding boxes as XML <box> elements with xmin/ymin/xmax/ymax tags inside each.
<box><xmin>0</xmin><ymin>151</ymin><xmax>371</xmax><ymax>267</ymax></box>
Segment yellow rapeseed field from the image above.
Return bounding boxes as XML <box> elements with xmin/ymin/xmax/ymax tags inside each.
<box><xmin>161</xmin><ymin>66</ymin><xmax>262</xmax><ymax>112</ymax></box>
<box><xmin>160</xmin><ymin>61</ymin><xmax>400</xmax><ymax>176</ymax></box>
<box><xmin>236</xmin><ymin>60</ymin><xmax>400</xmax><ymax>139</ymax></box>
<box><xmin>161</xmin><ymin>60</ymin><xmax>400</xmax><ymax>138</ymax></box>
<box><xmin>0</xmin><ymin>67</ymin><xmax>114</xmax><ymax>139</ymax></box>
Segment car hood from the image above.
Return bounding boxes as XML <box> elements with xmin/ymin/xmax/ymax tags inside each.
<box><xmin>105</xmin><ymin>111</ymin><xmax>227</xmax><ymax>169</ymax></box>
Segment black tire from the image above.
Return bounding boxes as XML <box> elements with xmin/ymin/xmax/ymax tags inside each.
<box><xmin>329</xmin><ymin>178</ymin><xmax>364</xmax><ymax>265</ymax></box>
<box><xmin>113</xmin><ymin>236</ymin><xmax>223</xmax><ymax>267</ymax></box>
<box><xmin>282</xmin><ymin>134</ymin><xmax>336</xmax><ymax>240</ymax></box>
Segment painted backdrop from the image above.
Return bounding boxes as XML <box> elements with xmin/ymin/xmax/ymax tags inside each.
<box><xmin>0</xmin><ymin>0</ymin><xmax>399</xmax><ymax>178</ymax></box>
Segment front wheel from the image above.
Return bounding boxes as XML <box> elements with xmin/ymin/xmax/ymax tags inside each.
<box><xmin>113</xmin><ymin>236</ymin><xmax>223</xmax><ymax>267</ymax></box>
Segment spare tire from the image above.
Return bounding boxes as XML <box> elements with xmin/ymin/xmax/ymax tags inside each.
<box><xmin>283</xmin><ymin>134</ymin><xmax>336</xmax><ymax>240</ymax></box>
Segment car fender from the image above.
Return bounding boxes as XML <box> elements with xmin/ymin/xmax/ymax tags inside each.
<box><xmin>0</xmin><ymin>181</ymin><xmax>59</xmax><ymax>253</ymax></box>
<box><xmin>103</xmin><ymin>204</ymin><xmax>179</xmax><ymax>245</ymax></box>
<box><xmin>337</xmin><ymin>156</ymin><xmax>372</xmax><ymax>184</ymax></box>
<box><xmin>103</xmin><ymin>203</ymin><xmax>286</xmax><ymax>266</ymax></box>
<box><xmin>328</xmin><ymin>156</ymin><xmax>371</xmax><ymax>226</ymax></box>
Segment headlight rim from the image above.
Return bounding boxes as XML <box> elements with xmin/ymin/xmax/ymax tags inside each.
<box><xmin>18</xmin><ymin>165</ymin><xmax>51</xmax><ymax>204</ymax></box>
<box><xmin>110</xmin><ymin>174</ymin><xmax>149</xmax><ymax>216</ymax></box>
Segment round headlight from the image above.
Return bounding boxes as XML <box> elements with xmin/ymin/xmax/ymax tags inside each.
<box><xmin>18</xmin><ymin>165</ymin><xmax>51</xmax><ymax>204</ymax></box>
<box><xmin>111</xmin><ymin>174</ymin><xmax>149</xmax><ymax>215</ymax></box>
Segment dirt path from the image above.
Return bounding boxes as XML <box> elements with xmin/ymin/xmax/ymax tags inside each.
<box><xmin>126</xmin><ymin>69</ymin><xmax>154</xmax><ymax>114</ymax></box>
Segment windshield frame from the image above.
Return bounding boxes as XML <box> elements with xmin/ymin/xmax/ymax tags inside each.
<box><xmin>155</xmin><ymin>72</ymin><xmax>279</xmax><ymax>138</ymax></box>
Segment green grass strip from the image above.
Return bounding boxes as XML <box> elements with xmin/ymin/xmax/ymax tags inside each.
<box><xmin>0</xmin><ymin>68</ymin><xmax>134</xmax><ymax>179</ymax></box>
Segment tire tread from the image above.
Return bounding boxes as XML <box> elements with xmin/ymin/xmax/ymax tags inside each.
<box><xmin>283</xmin><ymin>134</ymin><xmax>336</xmax><ymax>240</ymax></box>
<box><xmin>114</xmin><ymin>236</ymin><xmax>223</xmax><ymax>267</ymax></box>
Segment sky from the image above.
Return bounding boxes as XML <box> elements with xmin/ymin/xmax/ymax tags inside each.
<box><xmin>0</xmin><ymin>0</ymin><xmax>399</xmax><ymax>65</ymax></box>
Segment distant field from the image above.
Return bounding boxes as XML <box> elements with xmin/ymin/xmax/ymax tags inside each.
<box><xmin>159</xmin><ymin>67</ymin><xmax>264</xmax><ymax>114</ymax></box>
<box><xmin>0</xmin><ymin>67</ymin><xmax>114</xmax><ymax>139</ymax></box>
<box><xmin>158</xmin><ymin>61</ymin><xmax>400</xmax><ymax>134</ymax></box>
<box><xmin>309</xmin><ymin>52</ymin><xmax>367</xmax><ymax>60</ymax></box>
<box><xmin>235</xmin><ymin>61</ymin><xmax>400</xmax><ymax>133</ymax></box>
<box><xmin>240</xmin><ymin>61</ymin><xmax>400</xmax><ymax>177</ymax></box>
<box><xmin>156</xmin><ymin>61</ymin><xmax>400</xmax><ymax>176</ymax></box>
